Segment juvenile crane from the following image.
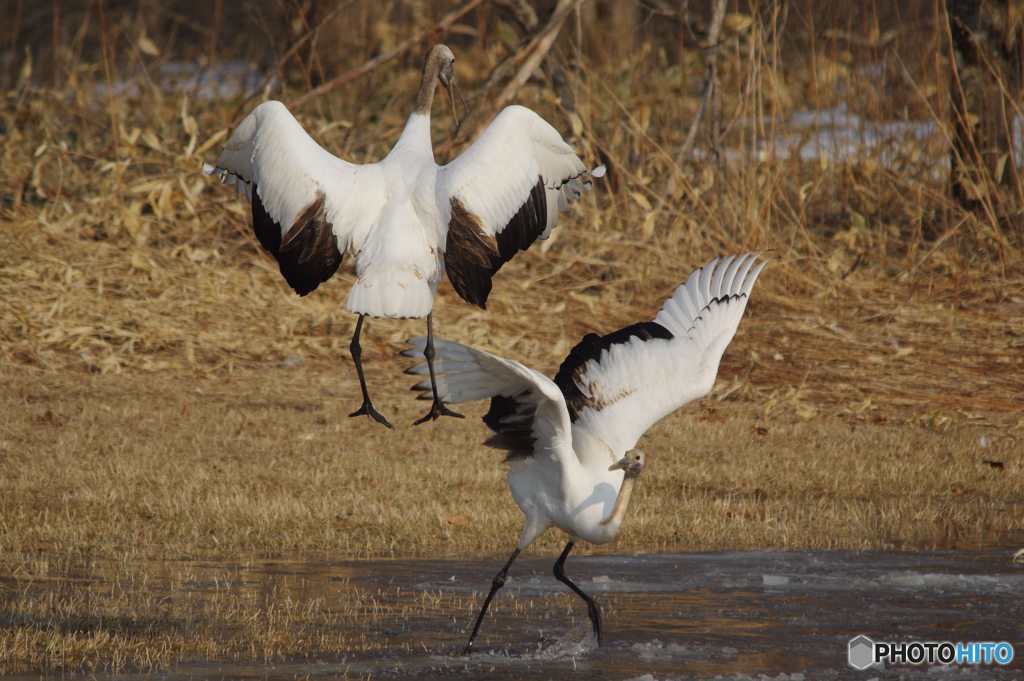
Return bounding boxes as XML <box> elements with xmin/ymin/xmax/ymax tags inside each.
<box><xmin>406</xmin><ymin>253</ymin><xmax>769</xmax><ymax>652</ymax></box>
<box><xmin>205</xmin><ymin>44</ymin><xmax>599</xmax><ymax>427</ymax></box>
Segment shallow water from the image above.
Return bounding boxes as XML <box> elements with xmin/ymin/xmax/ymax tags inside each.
<box><xmin>12</xmin><ymin>548</ymin><xmax>1023</xmax><ymax>680</ymax></box>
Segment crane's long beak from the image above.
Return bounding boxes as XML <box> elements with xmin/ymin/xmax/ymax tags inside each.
<box><xmin>608</xmin><ymin>456</ymin><xmax>630</xmax><ymax>472</ymax></box>
<box><xmin>442</xmin><ymin>76</ymin><xmax>469</xmax><ymax>130</ymax></box>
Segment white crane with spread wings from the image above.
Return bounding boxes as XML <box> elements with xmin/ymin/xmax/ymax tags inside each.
<box><xmin>205</xmin><ymin>44</ymin><xmax>601</xmax><ymax>427</ymax></box>
<box><xmin>406</xmin><ymin>253</ymin><xmax>769</xmax><ymax>652</ymax></box>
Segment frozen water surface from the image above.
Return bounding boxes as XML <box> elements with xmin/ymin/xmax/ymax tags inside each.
<box><xmin>7</xmin><ymin>549</ymin><xmax>1022</xmax><ymax>680</ymax></box>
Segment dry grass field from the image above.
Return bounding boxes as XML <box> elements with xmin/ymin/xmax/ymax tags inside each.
<box><xmin>1</xmin><ymin>0</ymin><xmax>1023</xmax><ymax>673</ymax></box>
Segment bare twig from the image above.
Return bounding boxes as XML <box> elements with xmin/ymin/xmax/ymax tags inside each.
<box><xmin>431</xmin><ymin>0</ymin><xmax>582</xmax><ymax>158</ymax></box>
<box><xmin>677</xmin><ymin>0</ymin><xmax>727</xmax><ymax>163</ymax></box>
<box><xmin>228</xmin><ymin>1</ymin><xmax>351</xmax><ymax>126</ymax></box>
<box><xmin>96</xmin><ymin>0</ymin><xmax>120</xmax><ymax>180</ymax></box>
<box><xmin>492</xmin><ymin>0</ymin><xmax>539</xmax><ymax>33</ymax></box>
<box><xmin>458</xmin><ymin>0</ymin><xmax>541</xmax><ymax>116</ymax></box>
<box><xmin>286</xmin><ymin>0</ymin><xmax>483</xmax><ymax>111</ymax></box>
<box><xmin>490</xmin><ymin>0</ymin><xmax>582</xmax><ymax>117</ymax></box>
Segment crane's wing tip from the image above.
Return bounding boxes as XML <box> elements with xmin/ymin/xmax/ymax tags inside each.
<box><xmin>590</xmin><ymin>164</ymin><xmax>607</xmax><ymax>178</ymax></box>
<box><xmin>404</xmin><ymin>364</ymin><xmax>431</xmax><ymax>376</ymax></box>
<box><xmin>202</xmin><ymin>162</ymin><xmax>217</xmax><ymax>176</ymax></box>
<box><xmin>404</xmin><ymin>337</ymin><xmax>427</xmax><ymax>353</ymax></box>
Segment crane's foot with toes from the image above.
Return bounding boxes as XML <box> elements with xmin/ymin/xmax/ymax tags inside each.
<box><xmin>350</xmin><ymin>401</ymin><xmax>394</xmax><ymax>429</ymax></box>
<box><xmin>413</xmin><ymin>399</ymin><xmax>464</xmax><ymax>426</ymax></box>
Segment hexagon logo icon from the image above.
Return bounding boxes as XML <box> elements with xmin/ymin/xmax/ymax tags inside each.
<box><xmin>848</xmin><ymin>635</ymin><xmax>875</xmax><ymax>670</ymax></box>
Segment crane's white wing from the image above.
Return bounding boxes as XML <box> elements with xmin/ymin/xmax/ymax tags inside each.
<box><xmin>556</xmin><ymin>253</ymin><xmax>769</xmax><ymax>462</ymax></box>
<box><xmin>436</xmin><ymin>105</ymin><xmax>601</xmax><ymax>308</ymax></box>
<box><xmin>404</xmin><ymin>338</ymin><xmax>575</xmax><ymax>474</ymax></box>
<box><xmin>204</xmin><ymin>101</ymin><xmax>387</xmax><ymax>296</ymax></box>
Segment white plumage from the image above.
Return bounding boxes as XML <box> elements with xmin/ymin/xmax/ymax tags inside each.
<box><xmin>405</xmin><ymin>252</ymin><xmax>769</xmax><ymax>652</ymax></box>
<box><xmin>204</xmin><ymin>44</ymin><xmax>600</xmax><ymax>427</ymax></box>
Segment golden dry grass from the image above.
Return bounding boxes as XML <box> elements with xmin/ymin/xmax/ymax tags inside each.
<box><xmin>2</xmin><ymin>363</ymin><xmax>1021</xmax><ymax>562</ymax></box>
<box><xmin>2</xmin><ymin>363</ymin><xmax>1021</xmax><ymax>673</ymax></box>
<box><xmin>2</xmin><ymin>0</ymin><xmax>1024</xmax><ymax>673</ymax></box>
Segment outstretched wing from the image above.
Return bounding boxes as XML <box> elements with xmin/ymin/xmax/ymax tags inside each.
<box><xmin>555</xmin><ymin>253</ymin><xmax>769</xmax><ymax>461</ymax></box>
<box><xmin>437</xmin><ymin>105</ymin><xmax>601</xmax><ymax>309</ymax></box>
<box><xmin>404</xmin><ymin>338</ymin><xmax>575</xmax><ymax>473</ymax></box>
<box><xmin>204</xmin><ymin>101</ymin><xmax>387</xmax><ymax>296</ymax></box>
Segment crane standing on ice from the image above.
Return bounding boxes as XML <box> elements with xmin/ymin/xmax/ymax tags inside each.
<box><xmin>205</xmin><ymin>44</ymin><xmax>600</xmax><ymax>427</ymax></box>
<box><xmin>406</xmin><ymin>253</ymin><xmax>769</xmax><ymax>652</ymax></box>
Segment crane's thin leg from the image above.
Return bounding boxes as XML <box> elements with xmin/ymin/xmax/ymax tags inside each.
<box><xmin>553</xmin><ymin>541</ymin><xmax>603</xmax><ymax>646</ymax></box>
<box><xmin>413</xmin><ymin>313</ymin><xmax>464</xmax><ymax>425</ymax></box>
<box><xmin>347</xmin><ymin>315</ymin><xmax>393</xmax><ymax>429</ymax></box>
<box><xmin>463</xmin><ymin>547</ymin><xmax>521</xmax><ymax>655</ymax></box>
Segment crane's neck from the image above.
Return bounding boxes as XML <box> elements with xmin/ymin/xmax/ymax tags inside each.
<box><xmin>600</xmin><ymin>475</ymin><xmax>638</xmax><ymax>527</ymax></box>
<box><xmin>414</xmin><ymin>53</ymin><xmax>441</xmax><ymax>115</ymax></box>
<box><xmin>391</xmin><ymin>111</ymin><xmax>434</xmax><ymax>161</ymax></box>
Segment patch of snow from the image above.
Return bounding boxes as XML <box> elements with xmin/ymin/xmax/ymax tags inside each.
<box><xmin>631</xmin><ymin>639</ymin><xmax>696</xmax><ymax>662</ymax></box>
<box><xmin>763</xmin><ymin>574</ymin><xmax>790</xmax><ymax>587</ymax></box>
<box><xmin>88</xmin><ymin>60</ymin><xmax>272</xmax><ymax>101</ymax></box>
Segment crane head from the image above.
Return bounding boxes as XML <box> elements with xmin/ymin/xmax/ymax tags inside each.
<box><xmin>431</xmin><ymin>44</ymin><xmax>468</xmax><ymax>128</ymax></box>
<box><xmin>609</xmin><ymin>450</ymin><xmax>646</xmax><ymax>479</ymax></box>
